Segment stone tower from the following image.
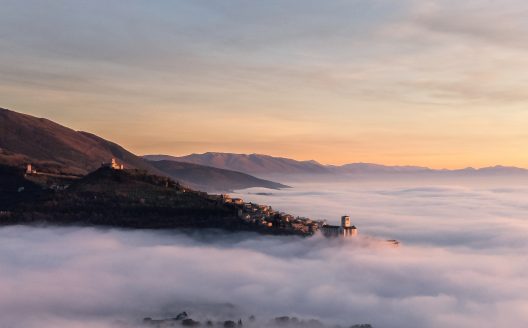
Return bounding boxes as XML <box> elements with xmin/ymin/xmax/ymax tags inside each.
<box><xmin>341</xmin><ymin>215</ymin><xmax>351</xmax><ymax>228</ymax></box>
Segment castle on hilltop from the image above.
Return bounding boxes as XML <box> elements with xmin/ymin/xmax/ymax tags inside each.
<box><xmin>321</xmin><ymin>215</ymin><xmax>358</xmax><ymax>238</ymax></box>
<box><xmin>102</xmin><ymin>158</ymin><xmax>124</xmax><ymax>170</ymax></box>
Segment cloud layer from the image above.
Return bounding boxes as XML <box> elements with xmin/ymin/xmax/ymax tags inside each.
<box><xmin>2</xmin><ymin>179</ymin><xmax>528</xmax><ymax>327</ymax></box>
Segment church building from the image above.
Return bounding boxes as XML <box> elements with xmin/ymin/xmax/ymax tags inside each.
<box><xmin>321</xmin><ymin>215</ymin><xmax>358</xmax><ymax>238</ymax></box>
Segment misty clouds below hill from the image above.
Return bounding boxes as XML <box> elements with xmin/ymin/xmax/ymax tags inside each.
<box><xmin>144</xmin><ymin>152</ymin><xmax>528</xmax><ymax>178</ymax></box>
<box><xmin>1</xmin><ymin>225</ymin><xmax>527</xmax><ymax>328</ymax></box>
<box><xmin>2</xmin><ymin>179</ymin><xmax>528</xmax><ymax>328</ymax></box>
<box><xmin>233</xmin><ymin>180</ymin><xmax>528</xmax><ymax>250</ymax></box>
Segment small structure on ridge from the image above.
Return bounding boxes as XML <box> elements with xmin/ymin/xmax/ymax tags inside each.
<box><xmin>25</xmin><ymin>164</ymin><xmax>37</xmax><ymax>174</ymax></box>
<box><xmin>102</xmin><ymin>158</ymin><xmax>124</xmax><ymax>170</ymax></box>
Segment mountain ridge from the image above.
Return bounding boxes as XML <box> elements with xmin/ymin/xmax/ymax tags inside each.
<box><xmin>0</xmin><ymin>108</ymin><xmax>287</xmax><ymax>192</ymax></box>
<box><xmin>144</xmin><ymin>152</ymin><xmax>329</xmax><ymax>175</ymax></box>
<box><xmin>144</xmin><ymin>152</ymin><xmax>528</xmax><ymax>176</ymax></box>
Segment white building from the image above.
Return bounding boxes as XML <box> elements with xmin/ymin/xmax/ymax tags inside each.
<box><xmin>321</xmin><ymin>215</ymin><xmax>358</xmax><ymax>238</ymax></box>
<box><xmin>26</xmin><ymin>164</ymin><xmax>37</xmax><ymax>174</ymax></box>
<box><xmin>102</xmin><ymin>158</ymin><xmax>124</xmax><ymax>170</ymax></box>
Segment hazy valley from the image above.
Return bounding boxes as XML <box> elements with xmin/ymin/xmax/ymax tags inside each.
<box><xmin>2</xmin><ymin>107</ymin><xmax>528</xmax><ymax>327</ymax></box>
<box><xmin>2</xmin><ymin>1</ymin><xmax>528</xmax><ymax>327</ymax></box>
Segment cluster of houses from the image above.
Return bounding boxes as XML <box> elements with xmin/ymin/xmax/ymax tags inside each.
<box><xmin>222</xmin><ymin>194</ymin><xmax>320</xmax><ymax>235</ymax></box>
<box><xmin>221</xmin><ymin>197</ymin><xmax>399</xmax><ymax>246</ymax></box>
<box><xmin>221</xmin><ymin>194</ymin><xmax>358</xmax><ymax>237</ymax></box>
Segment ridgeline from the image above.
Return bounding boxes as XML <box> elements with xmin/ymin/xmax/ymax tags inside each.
<box><xmin>0</xmin><ymin>165</ymin><xmax>311</xmax><ymax>235</ymax></box>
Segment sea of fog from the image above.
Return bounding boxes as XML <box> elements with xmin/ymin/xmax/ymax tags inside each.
<box><xmin>1</xmin><ymin>177</ymin><xmax>528</xmax><ymax>328</ymax></box>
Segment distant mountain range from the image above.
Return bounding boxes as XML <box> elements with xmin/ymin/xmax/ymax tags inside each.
<box><xmin>145</xmin><ymin>152</ymin><xmax>528</xmax><ymax>176</ymax></box>
<box><xmin>145</xmin><ymin>153</ymin><xmax>329</xmax><ymax>174</ymax></box>
<box><xmin>0</xmin><ymin>108</ymin><xmax>286</xmax><ymax>192</ymax></box>
<box><xmin>3</xmin><ymin>106</ymin><xmax>525</xmax><ymax>192</ymax></box>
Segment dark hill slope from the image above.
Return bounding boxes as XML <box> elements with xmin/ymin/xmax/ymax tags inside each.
<box><xmin>0</xmin><ymin>108</ymin><xmax>288</xmax><ymax>191</ymax></box>
<box><xmin>2</xmin><ymin>167</ymin><xmax>305</xmax><ymax>235</ymax></box>
<box><xmin>0</xmin><ymin>107</ymin><xmax>158</xmax><ymax>175</ymax></box>
<box><xmin>148</xmin><ymin>160</ymin><xmax>289</xmax><ymax>192</ymax></box>
<box><xmin>0</xmin><ymin>165</ymin><xmax>43</xmax><ymax>210</ymax></box>
<box><xmin>6</xmin><ymin>167</ymin><xmax>245</xmax><ymax>229</ymax></box>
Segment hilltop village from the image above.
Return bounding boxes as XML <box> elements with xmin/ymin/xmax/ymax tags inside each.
<box><xmin>221</xmin><ymin>194</ymin><xmax>324</xmax><ymax>235</ymax></box>
<box><xmin>2</xmin><ymin>158</ymin><xmax>368</xmax><ymax>239</ymax></box>
<box><xmin>222</xmin><ymin>193</ymin><xmax>360</xmax><ymax>237</ymax></box>
<box><xmin>219</xmin><ymin>195</ymin><xmax>400</xmax><ymax>247</ymax></box>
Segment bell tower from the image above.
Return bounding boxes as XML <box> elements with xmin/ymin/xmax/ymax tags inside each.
<box><xmin>341</xmin><ymin>215</ymin><xmax>351</xmax><ymax>228</ymax></box>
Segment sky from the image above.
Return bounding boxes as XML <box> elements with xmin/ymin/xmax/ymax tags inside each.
<box><xmin>2</xmin><ymin>179</ymin><xmax>528</xmax><ymax>328</ymax></box>
<box><xmin>1</xmin><ymin>0</ymin><xmax>528</xmax><ymax>168</ymax></box>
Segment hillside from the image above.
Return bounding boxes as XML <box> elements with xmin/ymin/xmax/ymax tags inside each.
<box><xmin>0</xmin><ymin>107</ymin><xmax>158</xmax><ymax>175</ymax></box>
<box><xmin>0</xmin><ymin>108</ymin><xmax>288</xmax><ymax>191</ymax></box>
<box><xmin>148</xmin><ymin>160</ymin><xmax>289</xmax><ymax>192</ymax></box>
<box><xmin>3</xmin><ymin>167</ymin><xmax>241</xmax><ymax>229</ymax></box>
<box><xmin>1</xmin><ymin>166</ymin><xmax>307</xmax><ymax>235</ymax></box>
<box><xmin>0</xmin><ymin>165</ymin><xmax>43</xmax><ymax>209</ymax></box>
<box><xmin>144</xmin><ymin>153</ymin><xmax>329</xmax><ymax>175</ymax></box>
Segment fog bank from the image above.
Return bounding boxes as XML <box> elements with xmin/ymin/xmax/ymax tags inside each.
<box><xmin>2</xmin><ymin>179</ymin><xmax>528</xmax><ymax>327</ymax></box>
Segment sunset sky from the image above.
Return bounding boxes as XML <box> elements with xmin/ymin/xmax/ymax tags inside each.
<box><xmin>1</xmin><ymin>0</ymin><xmax>528</xmax><ymax>168</ymax></box>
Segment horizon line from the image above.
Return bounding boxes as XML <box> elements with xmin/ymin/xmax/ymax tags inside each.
<box><xmin>143</xmin><ymin>152</ymin><xmax>528</xmax><ymax>172</ymax></box>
